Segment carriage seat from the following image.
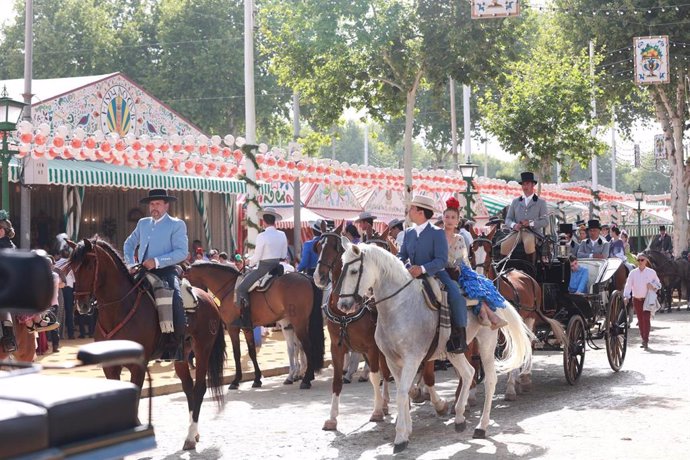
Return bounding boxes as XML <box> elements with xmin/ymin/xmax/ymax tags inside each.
<box><xmin>577</xmin><ymin>259</ymin><xmax>608</xmax><ymax>294</ymax></box>
<box><xmin>0</xmin><ymin>374</ymin><xmax>140</xmax><ymax>455</ymax></box>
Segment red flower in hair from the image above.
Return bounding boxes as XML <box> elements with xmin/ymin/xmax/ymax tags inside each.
<box><xmin>445</xmin><ymin>196</ymin><xmax>460</xmax><ymax>210</ymax></box>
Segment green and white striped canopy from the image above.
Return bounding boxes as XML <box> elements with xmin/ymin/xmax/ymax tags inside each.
<box><xmin>7</xmin><ymin>158</ymin><xmax>257</xmax><ymax>194</ymax></box>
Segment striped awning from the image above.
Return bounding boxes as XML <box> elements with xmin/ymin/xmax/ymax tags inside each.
<box><xmin>7</xmin><ymin>158</ymin><xmax>251</xmax><ymax>194</ymax></box>
<box><xmin>481</xmin><ymin>194</ymin><xmax>510</xmax><ymax>216</ymax></box>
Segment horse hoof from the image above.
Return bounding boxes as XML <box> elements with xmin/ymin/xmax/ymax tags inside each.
<box><xmin>182</xmin><ymin>440</ymin><xmax>196</xmax><ymax>450</ymax></box>
<box><xmin>358</xmin><ymin>376</ymin><xmax>368</xmax><ymax>383</ymax></box>
<box><xmin>450</xmin><ymin>406</ymin><xmax>456</xmax><ymax>416</ymax></box>
<box><xmin>393</xmin><ymin>441</ymin><xmax>408</xmax><ymax>453</ymax></box>
<box><xmin>504</xmin><ymin>393</ymin><xmax>517</xmax><ymax>401</ymax></box>
<box><xmin>228</xmin><ymin>382</ymin><xmax>239</xmax><ymax>390</ymax></box>
<box><xmin>410</xmin><ymin>388</ymin><xmax>425</xmax><ymax>404</ymax></box>
<box><xmin>195</xmin><ymin>434</ymin><xmax>200</xmax><ymax>442</ymax></box>
<box><xmin>435</xmin><ymin>400</ymin><xmax>449</xmax><ymax>417</ymax></box>
<box><xmin>283</xmin><ymin>378</ymin><xmax>294</xmax><ymax>385</ymax></box>
<box><xmin>369</xmin><ymin>412</ymin><xmax>384</xmax><ymax>422</ymax></box>
<box><xmin>252</xmin><ymin>380</ymin><xmax>262</xmax><ymax>388</ymax></box>
<box><xmin>343</xmin><ymin>378</ymin><xmax>351</xmax><ymax>384</ymax></box>
<box><xmin>322</xmin><ymin>419</ymin><xmax>338</xmax><ymax>431</ymax></box>
<box><xmin>383</xmin><ymin>406</ymin><xmax>390</xmax><ymax>416</ymax></box>
<box><xmin>473</xmin><ymin>428</ymin><xmax>486</xmax><ymax>439</ymax></box>
<box><xmin>299</xmin><ymin>381</ymin><xmax>312</xmax><ymax>390</ymax></box>
<box><xmin>455</xmin><ymin>421</ymin><xmax>466</xmax><ymax>432</ymax></box>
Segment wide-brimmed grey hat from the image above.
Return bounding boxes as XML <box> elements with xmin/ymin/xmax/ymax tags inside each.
<box><xmin>409</xmin><ymin>195</ymin><xmax>437</xmax><ymax>213</ymax></box>
<box><xmin>258</xmin><ymin>207</ymin><xmax>282</xmax><ymax>221</ymax></box>
<box><xmin>355</xmin><ymin>211</ymin><xmax>377</xmax><ymax>222</ymax></box>
<box><xmin>387</xmin><ymin>218</ymin><xmax>404</xmax><ymax>230</ymax></box>
<box><xmin>140</xmin><ymin>189</ymin><xmax>177</xmax><ymax>204</ymax></box>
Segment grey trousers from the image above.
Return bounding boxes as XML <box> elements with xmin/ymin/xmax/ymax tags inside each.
<box><xmin>237</xmin><ymin>259</ymin><xmax>280</xmax><ymax>305</ymax></box>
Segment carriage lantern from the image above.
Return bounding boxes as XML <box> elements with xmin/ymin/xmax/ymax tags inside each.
<box><xmin>0</xmin><ymin>86</ymin><xmax>26</xmax><ymax>213</ymax></box>
<box><xmin>557</xmin><ymin>232</ymin><xmax>569</xmax><ymax>259</ymax></box>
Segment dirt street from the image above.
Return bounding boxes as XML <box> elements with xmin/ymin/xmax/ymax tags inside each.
<box><xmin>128</xmin><ymin>311</ymin><xmax>690</xmax><ymax>459</ymax></box>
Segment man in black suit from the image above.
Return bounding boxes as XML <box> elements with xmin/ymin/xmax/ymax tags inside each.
<box><xmin>650</xmin><ymin>225</ymin><xmax>673</xmax><ymax>255</ymax></box>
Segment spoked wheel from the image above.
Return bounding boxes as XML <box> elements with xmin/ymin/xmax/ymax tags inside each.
<box><xmin>606</xmin><ymin>290</ymin><xmax>628</xmax><ymax>372</ymax></box>
<box><xmin>563</xmin><ymin>315</ymin><xmax>586</xmax><ymax>385</ymax></box>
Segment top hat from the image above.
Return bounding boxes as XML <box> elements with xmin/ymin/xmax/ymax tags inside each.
<box><xmin>518</xmin><ymin>172</ymin><xmax>538</xmax><ymax>184</ymax></box>
<box><xmin>409</xmin><ymin>195</ymin><xmax>437</xmax><ymax>213</ymax></box>
<box><xmin>258</xmin><ymin>207</ymin><xmax>282</xmax><ymax>221</ymax></box>
<box><xmin>659</xmin><ymin>225</ymin><xmax>666</xmax><ymax>231</ymax></box>
<box><xmin>387</xmin><ymin>218</ymin><xmax>404</xmax><ymax>230</ymax></box>
<box><xmin>487</xmin><ymin>216</ymin><xmax>504</xmax><ymax>226</ymax></box>
<box><xmin>355</xmin><ymin>211</ymin><xmax>377</xmax><ymax>222</ymax></box>
<box><xmin>140</xmin><ymin>189</ymin><xmax>177</xmax><ymax>204</ymax></box>
<box><xmin>558</xmin><ymin>223</ymin><xmax>574</xmax><ymax>234</ymax></box>
<box><xmin>587</xmin><ymin>219</ymin><xmax>601</xmax><ymax>230</ymax></box>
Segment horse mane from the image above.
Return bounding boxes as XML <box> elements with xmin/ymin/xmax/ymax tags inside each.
<box><xmin>351</xmin><ymin>243</ymin><xmax>411</xmax><ymax>286</ymax></box>
<box><xmin>70</xmin><ymin>238</ymin><xmax>133</xmax><ymax>282</ymax></box>
<box><xmin>192</xmin><ymin>261</ymin><xmax>241</xmax><ymax>276</ymax></box>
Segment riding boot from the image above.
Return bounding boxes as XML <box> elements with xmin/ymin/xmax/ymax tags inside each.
<box><xmin>446</xmin><ymin>325</ymin><xmax>467</xmax><ymax>354</ymax></box>
<box><xmin>1</xmin><ymin>324</ymin><xmax>17</xmax><ymax>353</ymax></box>
<box><xmin>239</xmin><ymin>299</ymin><xmax>253</xmax><ymax>331</ymax></box>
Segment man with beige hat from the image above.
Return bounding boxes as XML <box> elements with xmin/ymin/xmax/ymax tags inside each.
<box><xmin>236</xmin><ymin>207</ymin><xmax>288</xmax><ymax>329</ymax></box>
<box><xmin>355</xmin><ymin>211</ymin><xmax>381</xmax><ymax>243</ymax></box>
<box><xmin>398</xmin><ymin>195</ymin><xmax>467</xmax><ymax>353</ymax></box>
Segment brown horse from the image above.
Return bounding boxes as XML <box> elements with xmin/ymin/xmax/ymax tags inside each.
<box><xmin>0</xmin><ymin>319</ymin><xmax>36</xmax><ymax>363</ymax></box>
<box><xmin>183</xmin><ymin>262</ymin><xmax>325</xmax><ymax>389</ymax></box>
<box><xmin>68</xmin><ymin>238</ymin><xmax>226</xmax><ymax>451</ymax></box>
<box><xmin>471</xmin><ymin>236</ymin><xmax>567</xmax><ymax>399</ymax></box>
<box><xmin>645</xmin><ymin>250</ymin><xmax>684</xmax><ymax>312</ymax></box>
<box><xmin>183</xmin><ymin>271</ymin><xmax>262</xmax><ymax>390</ymax></box>
<box><xmin>314</xmin><ymin>224</ymin><xmax>395</xmax><ymax>430</ymax></box>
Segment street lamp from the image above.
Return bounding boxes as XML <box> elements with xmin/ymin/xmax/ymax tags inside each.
<box><xmin>633</xmin><ymin>184</ymin><xmax>645</xmax><ymax>253</ymax></box>
<box><xmin>620</xmin><ymin>209</ymin><xmax>628</xmax><ymax>228</ymax></box>
<box><xmin>0</xmin><ymin>86</ymin><xmax>26</xmax><ymax>213</ymax></box>
<box><xmin>459</xmin><ymin>162</ymin><xmax>478</xmax><ymax>220</ymax></box>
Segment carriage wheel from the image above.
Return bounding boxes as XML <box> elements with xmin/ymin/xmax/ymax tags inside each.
<box><xmin>605</xmin><ymin>290</ymin><xmax>628</xmax><ymax>372</ymax></box>
<box><xmin>563</xmin><ymin>315</ymin><xmax>585</xmax><ymax>385</ymax></box>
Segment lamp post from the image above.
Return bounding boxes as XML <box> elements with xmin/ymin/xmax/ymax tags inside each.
<box><xmin>459</xmin><ymin>162</ymin><xmax>478</xmax><ymax>220</ymax></box>
<box><xmin>0</xmin><ymin>86</ymin><xmax>27</xmax><ymax>213</ymax></box>
<box><xmin>633</xmin><ymin>184</ymin><xmax>645</xmax><ymax>253</ymax></box>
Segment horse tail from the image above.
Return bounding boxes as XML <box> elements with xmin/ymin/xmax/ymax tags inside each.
<box><xmin>207</xmin><ymin>324</ymin><xmax>227</xmax><ymax>405</ymax></box>
<box><xmin>537</xmin><ymin>313</ymin><xmax>569</xmax><ymax>352</ymax></box>
<box><xmin>306</xmin><ymin>283</ymin><xmax>325</xmax><ymax>373</ymax></box>
<box><xmin>495</xmin><ymin>300</ymin><xmax>535</xmax><ymax>374</ymax></box>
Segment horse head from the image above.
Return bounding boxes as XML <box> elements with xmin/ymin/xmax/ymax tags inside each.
<box><xmin>335</xmin><ymin>237</ymin><xmax>369</xmax><ymax>314</ymax></box>
<box><xmin>471</xmin><ymin>237</ymin><xmax>493</xmax><ymax>277</ymax></box>
<box><xmin>313</xmin><ymin>223</ymin><xmax>343</xmax><ymax>289</ymax></box>
<box><xmin>68</xmin><ymin>238</ymin><xmax>100</xmax><ymax>315</ymax></box>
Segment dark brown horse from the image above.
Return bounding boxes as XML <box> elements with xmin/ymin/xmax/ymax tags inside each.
<box><xmin>645</xmin><ymin>250</ymin><xmax>684</xmax><ymax>312</ymax></box>
<box><xmin>314</xmin><ymin>224</ymin><xmax>396</xmax><ymax>430</ymax></box>
<box><xmin>68</xmin><ymin>238</ymin><xmax>226</xmax><ymax>451</ymax></box>
<box><xmin>183</xmin><ymin>270</ymin><xmax>262</xmax><ymax>390</ymax></box>
<box><xmin>471</xmin><ymin>236</ymin><xmax>567</xmax><ymax>399</ymax></box>
<box><xmin>183</xmin><ymin>262</ymin><xmax>325</xmax><ymax>389</ymax></box>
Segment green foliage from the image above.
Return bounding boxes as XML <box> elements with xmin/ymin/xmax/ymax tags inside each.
<box><xmin>478</xmin><ymin>13</ymin><xmax>607</xmax><ymax>173</ymax></box>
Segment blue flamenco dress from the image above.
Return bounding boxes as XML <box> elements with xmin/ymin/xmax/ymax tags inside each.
<box><xmin>447</xmin><ymin>233</ymin><xmax>506</xmax><ymax>315</ymax></box>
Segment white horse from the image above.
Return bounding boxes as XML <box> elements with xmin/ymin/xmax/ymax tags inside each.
<box><xmin>336</xmin><ymin>239</ymin><xmax>534</xmax><ymax>453</ymax></box>
<box><xmin>278</xmin><ymin>319</ymin><xmax>307</xmax><ymax>385</ymax></box>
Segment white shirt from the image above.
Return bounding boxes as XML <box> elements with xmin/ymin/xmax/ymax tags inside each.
<box><xmin>459</xmin><ymin>228</ymin><xmax>473</xmax><ymax>249</ymax></box>
<box><xmin>249</xmin><ymin>226</ymin><xmax>288</xmax><ymax>266</ymax></box>
<box><xmin>395</xmin><ymin>231</ymin><xmax>405</xmax><ymax>248</ymax></box>
<box><xmin>624</xmin><ymin>267</ymin><xmax>661</xmax><ymax>299</ymax></box>
<box><xmin>414</xmin><ymin>220</ymin><xmax>430</xmax><ymax>236</ymax></box>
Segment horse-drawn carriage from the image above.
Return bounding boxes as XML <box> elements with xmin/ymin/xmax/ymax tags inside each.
<box><xmin>477</xmin><ymin>217</ymin><xmax>629</xmax><ymax>385</ymax></box>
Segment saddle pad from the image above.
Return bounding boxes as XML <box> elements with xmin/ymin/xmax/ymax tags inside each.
<box><xmin>0</xmin><ymin>374</ymin><xmax>139</xmax><ymax>447</ymax></box>
<box><xmin>458</xmin><ymin>286</ymin><xmax>480</xmax><ymax>308</ymax></box>
<box><xmin>0</xmin><ymin>399</ymin><xmax>49</xmax><ymax>457</ymax></box>
<box><xmin>180</xmin><ymin>278</ymin><xmax>199</xmax><ymax>311</ymax></box>
<box><xmin>421</xmin><ymin>275</ymin><xmax>444</xmax><ymax>311</ymax></box>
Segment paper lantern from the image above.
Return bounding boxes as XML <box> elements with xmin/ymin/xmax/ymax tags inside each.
<box><xmin>223</xmin><ymin>134</ymin><xmax>235</xmax><ymax>146</ymax></box>
<box><xmin>233</xmin><ymin>149</ymin><xmax>243</xmax><ymax>163</ymax></box>
<box><xmin>20</xmin><ymin>132</ymin><xmax>32</xmax><ymax>144</ymax></box>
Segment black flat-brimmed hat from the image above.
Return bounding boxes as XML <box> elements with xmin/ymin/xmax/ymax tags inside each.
<box><xmin>518</xmin><ymin>172</ymin><xmax>538</xmax><ymax>184</ymax></box>
<box><xmin>140</xmin><ymin>189</ymin><xmax>177</xmax><ymax>204</ymax></box>
<box><xmin>587</xmin><ymin>219</ymin><xmax>601</xmax><ymax>230</ymax></box>
<box><xmin>558</xmin><ymin>223</ymin><xmax>574</xmax><ymax>234</ymax></box>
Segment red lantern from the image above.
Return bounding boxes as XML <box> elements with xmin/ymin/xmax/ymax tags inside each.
<box><xmin>287</xmin><ymin>160</ymin><xmax>295</xmax><ymax>170</ymax></box>
<box><xmin>70</xmin><ymin>138</ymin><xmax>82</xmax><ymax>149</ymax></box>
<box><xmin>233</xmin><ymin>149</ymin><xmax>243</xmax><ymax>163</ymax></box>
<box><xmin>210</xmin><ymin>145</ymin><xmax>220</xmax><ymax>155</ymax></box>
<box><xmin>160</xmin><ymin>143</ymin><xmax>170</xmax><ymax>152</ymax></box>
<box><xmin>34</xmin><ymin>134</ymin><xmax>46</xmax><ymax>146</ymax></box>
<box><xmin>20</xmin><ymin>132</ymin><xmax>32</xmax><ymax>143</ymax></box>
<box><xmin>296</xmin><ymin>162</ymin><xmax>305</xmax><ymax>171</ymax></box>
<box><xmin>145</xmin><ymin>143</ymin><xmax>155</xmax><ymax>153</ymax></box>
<box><xmin>52</xmin><ymin>137</ymin><xmax>64</xmax><ymax>148</ymax></box>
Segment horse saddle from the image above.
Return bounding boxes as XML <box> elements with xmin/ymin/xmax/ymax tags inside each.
<box><xmin>180</xmin><ymin>278</ymin><xmax>199</xmax><ymax>311</ymax></box>
<box><xmin>234</xmin><ymin>264</ymin><xmax>285</xmax><ymax>306</ymax></box>
<box><xmin>421</xmin><ymin>275</ymin><xmax>446</xmax><ymax>311</ymax></box>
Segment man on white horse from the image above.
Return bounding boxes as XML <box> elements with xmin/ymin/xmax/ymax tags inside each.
<box><xmin>398</xmin><ymin>195</ymin><xmax>467</xmax><ymax>353</ymax></box>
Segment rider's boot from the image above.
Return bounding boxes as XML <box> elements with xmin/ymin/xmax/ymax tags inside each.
<box><xmin>446</xmin><ymin>325</ymin><xmax>467</xmax><ymax>354</ymax></box>
<box><xmin>1</xmin><ymin>322</ymin><xmax>17</xmax><ymax>353</ymax></box>
<box><xmin>239</xmin><ymin>299</ymin><xmax>253</xmax><ymax>331</ymax></box>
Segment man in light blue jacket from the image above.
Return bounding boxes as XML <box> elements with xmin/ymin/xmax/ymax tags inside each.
<box><xmin>124</xmin><ymin>189</ymin><xmax>188</xmax><ymax>359</ymax></box>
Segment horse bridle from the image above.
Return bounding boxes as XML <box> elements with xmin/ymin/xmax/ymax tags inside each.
<box><xmin>471</xmin><ymin>237</ymin><xmax>493</xmax><ymax>274</ymax></box>
<box><xmin>317</xmin><ymin>232</ymin><xmax>344</xmax><ymax>276</ymax></box>
<box><xmin>72</xmin><ymin>245</ymin><xmax>145</xmax><ymax>310</ymax></box>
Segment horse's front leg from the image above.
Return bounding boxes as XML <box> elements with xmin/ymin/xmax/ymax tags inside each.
<box><xmin>175</xmin><ymin>359</ymin><xmax>204</xmax><ymax>451</ymax></box>
<box><xmin>102</xmin><ymin>365</ymin><xmax>123</xmax><ymax>381</ymax></box>
<box><xmin>365</xmin><ymin>350</ymin><xmax>385</xmax><ymax>422</ymax></box>
<box><xmin>446</xmin><ymin>353</ymin><xmax>474</xmax><ymax>433</ymax></box>
<box><xmin>393</xmin><ymin>362</ymin><xmax>418</xmax><ymax>453</ymax></box>
<box><xmin>323</xmin><ymin>341</ymin><xmax>345</xmax><ymax>431</ymax></box>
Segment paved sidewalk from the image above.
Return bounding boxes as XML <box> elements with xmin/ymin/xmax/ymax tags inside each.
<box><xmin>35</xmin><ymin>328</ymin><xmax>332</xmax><ymax>397</ymax></box>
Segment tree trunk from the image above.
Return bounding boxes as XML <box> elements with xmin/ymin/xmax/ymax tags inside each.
<box><xmin>403</xmin><ymin>70</ymin><xmax>424</xmax><ymax>206</ymax></box>
<box><xmin>654</xmin><ymin>77</ymin><xmax>689</xmax><ymax>257</ymax></box>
